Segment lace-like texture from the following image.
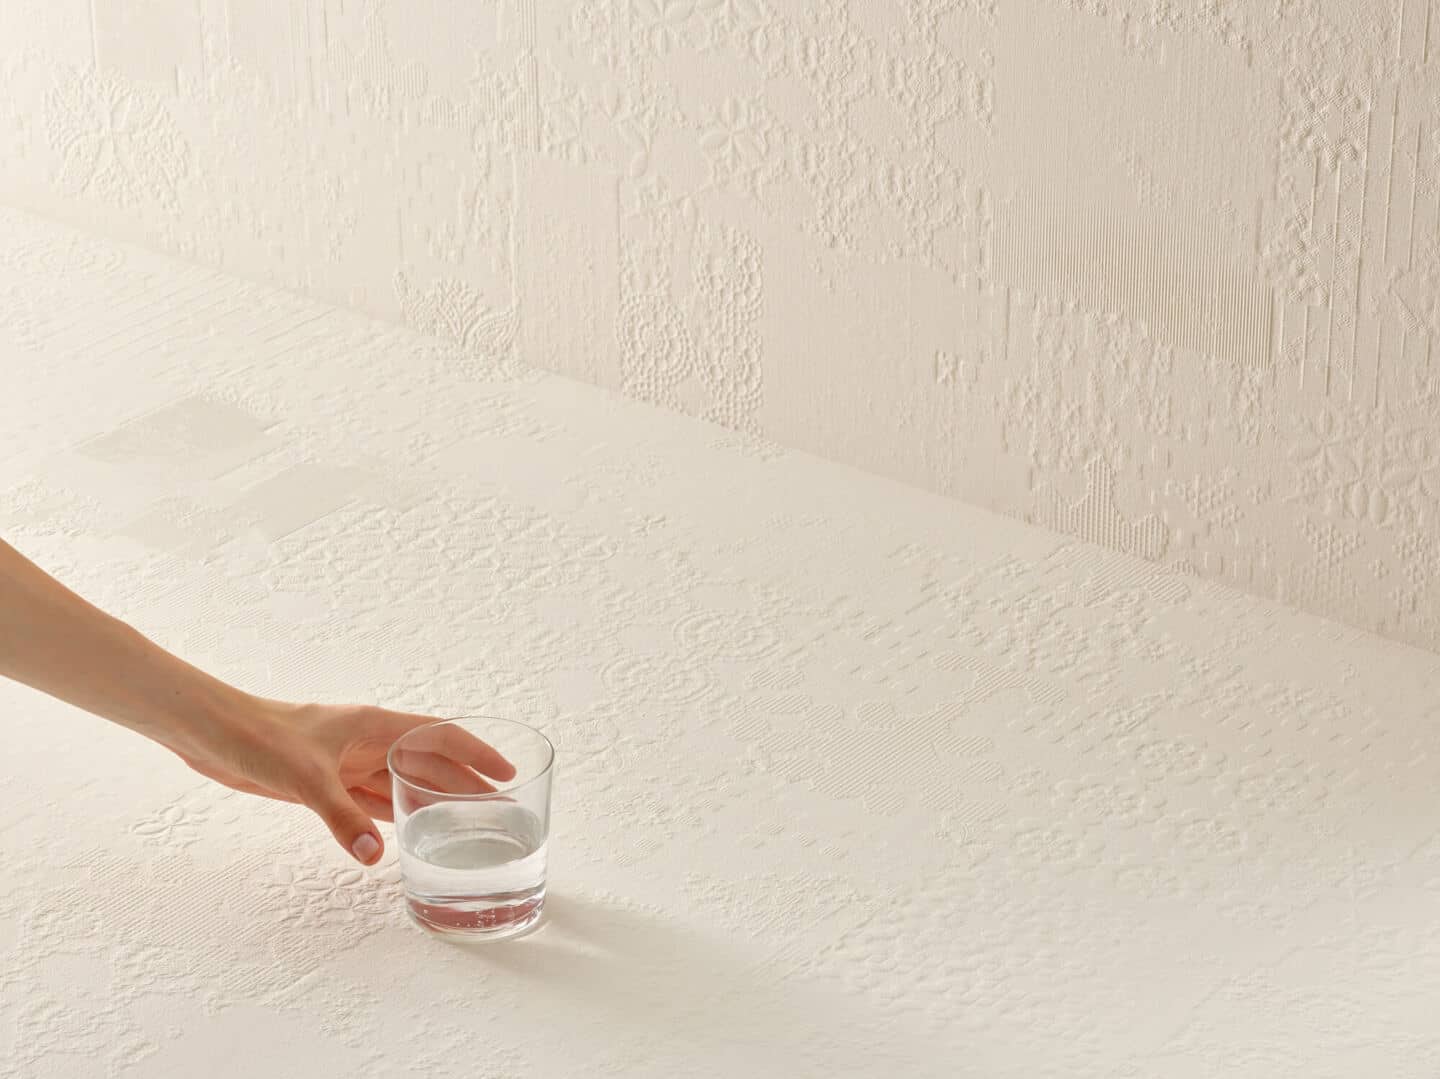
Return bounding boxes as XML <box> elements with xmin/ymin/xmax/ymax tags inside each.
<box><xmin>2</xmin><ymin>2</ymin><xmax>1439</xmax><ymax>649</ymax></box>
<box><xmin>3</xmin><ymin>210</ymin><xmax>1440</xmax><ymax>1076</ymax></box>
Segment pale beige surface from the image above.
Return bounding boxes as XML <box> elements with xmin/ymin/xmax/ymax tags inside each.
<box><xmin>5</xmin><ymin>210</ymin><xmax>1440</xmax><ymax>1077</ymax></box>
<box><xmin>2</xmin><ymin>2</ymin><xmax>1439</xmax><ymax>650</ymax></box>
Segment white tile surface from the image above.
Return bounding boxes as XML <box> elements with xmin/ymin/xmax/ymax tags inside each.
<box><xmin>4</xmin><ymin>208</ymin><xmax>1440</xmax><ymax>1077</ymax></box>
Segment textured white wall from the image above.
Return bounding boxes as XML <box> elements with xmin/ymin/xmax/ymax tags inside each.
<box><xmin>2</xmin><ymin>1</ymin><xmax>1438</xmax><ymax>650</ymax></box>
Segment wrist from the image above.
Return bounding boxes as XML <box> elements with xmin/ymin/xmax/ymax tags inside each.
<box><xmin>113</xmin><ymin>621</ymin><xmax>260</xmax><ymax>753</ymax></box>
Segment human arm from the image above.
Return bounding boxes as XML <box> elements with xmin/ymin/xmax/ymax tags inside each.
<box><xmin>0</xmin><ymin>537</ymin><xmax>514</xmax><ymax>863</ymax></box>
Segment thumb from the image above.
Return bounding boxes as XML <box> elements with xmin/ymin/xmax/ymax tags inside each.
<box><xmin>306</xmin><ymin>773</ymin><xmax>384</xmax><ymax>865</ymax></box>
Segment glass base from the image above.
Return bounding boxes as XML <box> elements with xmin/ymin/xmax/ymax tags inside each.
<box><xmin>405</xmin><ymin>889</ymin><xmax>545</xmax><ymax>942</ymax></box>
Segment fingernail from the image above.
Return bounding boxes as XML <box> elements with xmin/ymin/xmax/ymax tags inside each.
<box><xmin>352</xmin><ymin>833</ymin><xmax>381</xmax><ymax>864</ymax></box>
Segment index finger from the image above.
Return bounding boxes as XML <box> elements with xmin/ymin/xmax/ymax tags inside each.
<box><xmin>381</xmin><ymin>710</ymin><xmax>518</xmax><ymax>782</ymax></box>
<box><xmin>431</xmin><ymin>724</ymin><xmax>518</xmax><ymax>782</ymax></box>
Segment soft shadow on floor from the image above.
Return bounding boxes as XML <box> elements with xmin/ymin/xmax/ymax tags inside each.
<box><xmin>453</xmin><ymin>892</ymin><xmax>945</xmax><ymax>1073</ymax></box>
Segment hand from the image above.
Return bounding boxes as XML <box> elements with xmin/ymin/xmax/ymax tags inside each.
<box><xmin>0</xmin><ymin>538</ymin><xmax>521</xmax><ymax>865</ymax></box>
<box><xmin>164</xmin><ymin>698</ymin><xmax>516</xmax><ymax>865</ymax></box>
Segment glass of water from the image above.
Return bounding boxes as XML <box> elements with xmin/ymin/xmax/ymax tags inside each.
<box><xmin>389</xmin><ymin>715</ymin><xmax>555</xmax><ymax>940</ymax></box>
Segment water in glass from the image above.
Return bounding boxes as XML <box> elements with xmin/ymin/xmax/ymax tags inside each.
<box><xmin>399</xmin><ymin>800</ymin><xmax>547</xmax><ymax>938</ymax></box>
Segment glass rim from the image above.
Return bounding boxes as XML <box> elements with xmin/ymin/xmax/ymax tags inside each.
<box><xmin>387</xmin><ymin>713</ymin><xmax>555</xmax><ymax>801</ymax></box>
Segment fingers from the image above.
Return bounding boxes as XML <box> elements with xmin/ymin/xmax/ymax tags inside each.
<box><xmin>398</xmin><ymin>751</ymin><xmax>497</xmax><ymax>794</ymax></box>
<box><xmin>305</xmin><ymin>772</ymin><xmax>384</xmax><ymax>865</ymax></box>
<box><xmin>362</xmin><ymin>756</ymin><xmax>495</xmax><ymax>797</ymax></box>
<box><xmin>418</xmin><ymin>725</ymin><xmax>517</xmax><ymax>782</ymax></box>
<box><xmin>361</xmin><ymin>767</ymin><xmax>393</xmax><ymax>795</ymax></box>
<box><xmin>375</xmin><ymin>710</ymin><xmax>518</xmax><ymax>783</ymax></box>
<box><xmin>442</xmin><ymin>726</ymin><xmax>518</xmax><ymax>782</ymax></box>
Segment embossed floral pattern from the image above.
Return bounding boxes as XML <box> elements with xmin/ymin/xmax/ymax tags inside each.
<box><xmin>44</xmin><ymin>65</ymin><xmax>189</xmax><ymax>210</ymax></box>
<box><xmin>263</xmin><ymin>862</ymin><xmax>403</xmax><ymax>928</ymax></box>
<box><xmin>4</xmin><ymin>11</ymin><xmax>1440</xmax><ymax>1071</ymax></box>
<box><xmin>1</xmin><ymin>1</ymin><xmax>1438</xmax><ymax>650</ymax></box>
<box><xmin>131</xmin><ymin>800</ymin><xmax>207</xmax><ymax>848</ymax></box>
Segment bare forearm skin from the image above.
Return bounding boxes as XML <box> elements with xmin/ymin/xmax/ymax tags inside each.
<box><xmin>0</xmin><ymin>537</ymin><xmax>248</xmax><ymax>755</ymax></box>
<box><xmin>0</xmin><ymin>537</ymin><xmax>507</xmax><ymax>865</ymax></box>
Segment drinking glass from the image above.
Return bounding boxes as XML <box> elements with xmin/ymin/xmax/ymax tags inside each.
<box><xmin>388</xmin><ymin>715</ymin><xmax>555</xmax><ymax>940</ymax></box>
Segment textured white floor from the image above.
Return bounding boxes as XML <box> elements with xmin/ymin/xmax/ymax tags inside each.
<box><xmin>3</xmin><ymin>207</ymin><xmax>1440</xmax><ymax>1077</ymax></box>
